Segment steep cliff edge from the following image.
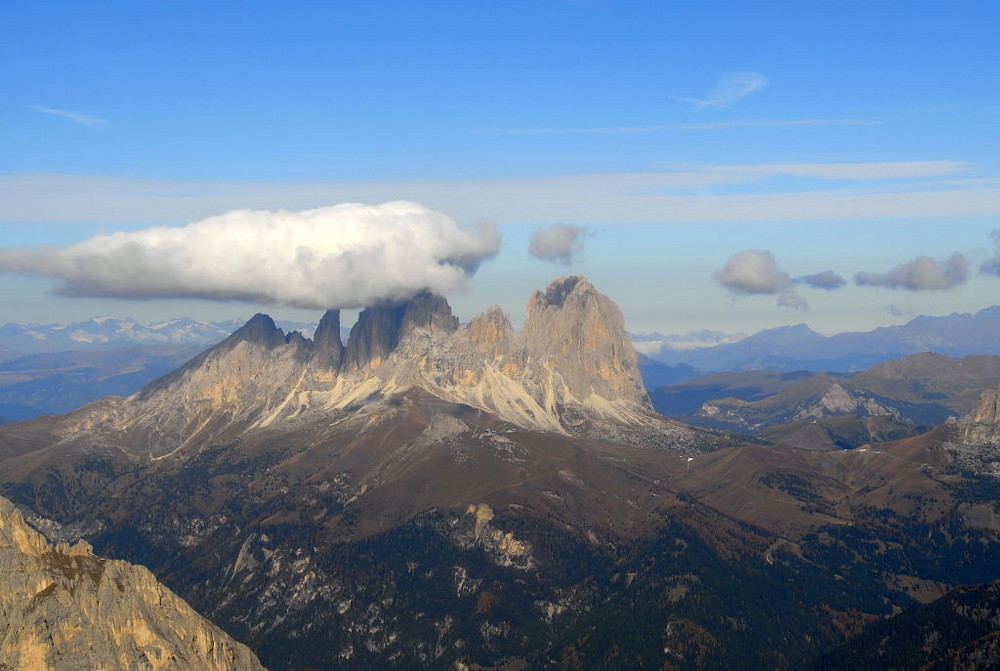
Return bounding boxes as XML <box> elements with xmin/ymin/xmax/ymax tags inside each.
<box><xmin>0</xmin><ymin>496</ymin><xmax>265</xmax><ymax>670</ymax></box>
<box><xmin>957</xmin><ymin>385</ymin><xmax>1000</xmax><ymax>444</ymax></box>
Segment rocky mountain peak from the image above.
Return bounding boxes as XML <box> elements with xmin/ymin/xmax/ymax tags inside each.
<box><xmin>523</xmin><ymin>276</ymin><xmax>648</xmax><ymax>409</ymax></box>
<box><xmin>74</xmin><ymin>276</ymin><xmax>656</xmax><ymax>446</ymax></box>
<box><xmin>468</xmin><ymin>305</ymin><xmax>515</xmax><ymax>357</ymax></box>
<box><xmin>226</xmin><ymin>313</ymin><xmax>286</xmax><ymax>350</ymax></box>
<box><xmin>345</xmin><ymin>292</ymin><xmax>459</xmax><ymax>371</ymax></box>
<box><xmin>312</xmin><ymin>309</ymin><xmax>345</xmax><ymax>370</ymax></box>
<box><xmin>535</xmin><ymin>274</ymin><xmax>590</xmax><ymax>309</ymax></box>
<box><xmin>0</xmin><ymin>496</ymin><xmax>265</xmax><ymax>670</ymax></box>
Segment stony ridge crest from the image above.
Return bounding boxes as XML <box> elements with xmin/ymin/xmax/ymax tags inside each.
<box><xmin>53</xmin><ymin>276</ymin><xmax>653</xmax><ymax>453</ymax></box>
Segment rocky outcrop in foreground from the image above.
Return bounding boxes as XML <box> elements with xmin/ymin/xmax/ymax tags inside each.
<box><xmin>0</xmin><ymin>496</ymin><xmax>265</xmax><ymax>671</ymax></box>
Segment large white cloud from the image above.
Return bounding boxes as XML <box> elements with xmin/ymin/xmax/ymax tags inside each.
<box><xmin>0</xmin><ymin>201</ymin><xmax>501</xmax><ymax>309</ymax></box>
<box><xmin>854</xmin><ymin>253</ymin><xmax>968</xmax><ymax>290</ymax></box>
<box><xmin>529</xmin><ymin>224</ymin><xmax>589</xmax><ymax>264</ymax></box>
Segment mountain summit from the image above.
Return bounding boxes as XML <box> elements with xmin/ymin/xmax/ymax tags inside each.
<box><xmin>43</xmin><ymin>276</ymin><xmax>657</xmax><ymax>455</ymax></box>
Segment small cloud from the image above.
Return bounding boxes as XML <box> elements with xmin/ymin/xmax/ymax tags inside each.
<box><xmin>855</xmin><ymin>253</ymin><xmax>968</xmax><ymax>290</ymax></box>
<box><xmin>630</xmin><ymin>340</ymin><xmax>666</xmax><ymax>356</ymax></box>
<box><xmin>797</xmin><ymin>270</ymin><xmax>846</xmax><ymax>290</ymax></box>
<box><xmin>714</xmin><ymin>249</ymin><xmax>805</xmax><ymax>309</ymax></box>
<box><xmin>529</xmin><ymin>224</ymin><xmax>589</xmax><ymax>264</ymax></box>
<box><xmin>474</xmin><ymin>118</ymin><xmax>876</xmax><ymax>135</ymax></box>
<box><xmin>29</xmin><ymin>104</ymin><xmax>110</xmax><ymax>130</ymax></box>
<box><xmin>888</xmin><ymin>305</ymin><xmax>914</xmax><ymax>317</ymax></box>
<box><xmin>715</xmin><ymin>249</ymin><xmax>790</xmax><ymax>295</ymax></box>
<box><xmin>777</xmin><ymin>290</ymin><xmax>808</xmax><ymax>310</ymax></box>
<box><xmin>669</xmin><ymin>72</ymin><xmax>768</xmax><ymax>109</ymax></box>
<box><xmin>980</xmin><ymin>230</ymin><xmax>1000</xmax><ymax>276</ymax></box>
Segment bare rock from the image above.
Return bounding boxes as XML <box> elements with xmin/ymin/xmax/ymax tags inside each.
<box><xmin>958</xmin><ymin>386</ymin><xmax>1000</xmax><ymax>444</ymax></box>
<box><xmin>0</xmin><ymin>496</ymin><xmax>265</xmax><ymax>670</ymax></box>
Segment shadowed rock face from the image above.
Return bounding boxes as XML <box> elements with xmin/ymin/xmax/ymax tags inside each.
<box><xmin>0</xmin><ymin>496</ymin><xmax>265</xmax><ymax>671</ymax></box>
<box><xmin>312</xmin><ymin>309</ymin><xmax>345</xmax><ymax>370</ymax></box>
<box><xmin>958</xmin><ymin>386</ymin><xmax>1000</xmax><ymax>444</ymax></box>
<box><xmin>345</xmin><ymin>292</ymin><xmax>459</xmax><ymax>371</ymax></box>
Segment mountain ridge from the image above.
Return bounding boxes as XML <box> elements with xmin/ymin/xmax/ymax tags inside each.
<box><xmin>61</xmin><ymin>276</ymin><xmax>659</xmax><ymax>454</ymax></box>
<box><xmin>649</xmin><ymin>306</ymin><xmax>1000</xmax><ymax>373</ymax></box>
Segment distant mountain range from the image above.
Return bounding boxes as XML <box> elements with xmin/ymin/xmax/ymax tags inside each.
<box><xmin>0</xmin><ymin>345</ymin><xmax>205</xmax><ymax>422</ymax></box>
<box><xmin>643</xmin><ymin>306</ymin><xmax>1000</xmax><ymax>373</ymax></box>
<box><xmin>0</xmin><ymin>316</ymin><xmax>317</xmax><ymax>355</ymax></box>
<box><xmin>0</xmin><ymin>316</ymin><xmax>319</xmax><ymax>422</ymax></box>
<box><xmin>6</xmin><ymin>306</ymin><xmax>1000</xmax><ymax>426</ymax></box>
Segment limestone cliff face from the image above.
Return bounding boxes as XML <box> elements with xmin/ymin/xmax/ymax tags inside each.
<box><xmin>958</xmin><ymin>386</ymin><xmax>1000</xmax><ymax>444</ymax></box>
<box><xmin>61</xmin><ymin>276</ymin><xmax>653</xmax><ymax>445</ymax></box>
<box><xmin>345</xmin><ymin>292</ymin><xmax>459</xmax><ymax>371</ymax></box>
<box><xmin>353</xmin><ymin>276</ymin><xmax>651</xmax><ymax>431</ymax></box>
<box><xmin>312</xmin><ymin>309</ymin><xmax>345</xmax><ymax>371</ymax></box>
<box><xmin>0</xmin><ymin>496</ymin><xmax>265</xmax><ymax>671</ymax></box>
<box><xmin>521</xmin><ymin>276</ymin><xmax>648</xmax><ymax>408</ymax></box>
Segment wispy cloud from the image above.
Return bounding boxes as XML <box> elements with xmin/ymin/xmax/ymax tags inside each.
<box><xmin>703</xmin><ymin>161</ymin><xmax>968</xmax><ymax>180</ymax></box>
<box><xmin>29</xmin><ymin>105</ymin><xmax>109</xmax><ymax>130</ymax></box>
<box><xmin>475</xmin><ymin>118</ymin><xmax>876</xmax><ymax>136</ymax></box>
<box><xmin>668</xmin><ymin>72</ymin><xmax>768</xmax><ymax>109</ymax></box>
<box><xmin>2</xmin><ymin>166</ymin><xmax>999</xmax><ymax>226</ymax></box>
<box><xmin>797</xmin><ymin>271</ymin><xmax>846</xmax><ymax>290</ymax></box>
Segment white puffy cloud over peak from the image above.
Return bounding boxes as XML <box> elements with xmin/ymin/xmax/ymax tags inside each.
<box><xmin>0</xmin><ymin>201</ymin><xmax>501</xmax><ymax>309</ymax></box>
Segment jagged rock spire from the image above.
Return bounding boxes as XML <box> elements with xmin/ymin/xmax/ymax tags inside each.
<box><xmin>313</xmin><ymin>309</ymin><xmax>345</xmax><ymax>370</ymax></box>
<box><xmin>103</xmin><ymin>276</ymin><xmax>652</xmax><ymax>445</ymax></box>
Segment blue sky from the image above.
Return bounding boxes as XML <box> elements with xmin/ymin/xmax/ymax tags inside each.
<box><xmin>2</xmin><ymin>1</ymin><xmax>999</xmax><ymax>337</ymax></box>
